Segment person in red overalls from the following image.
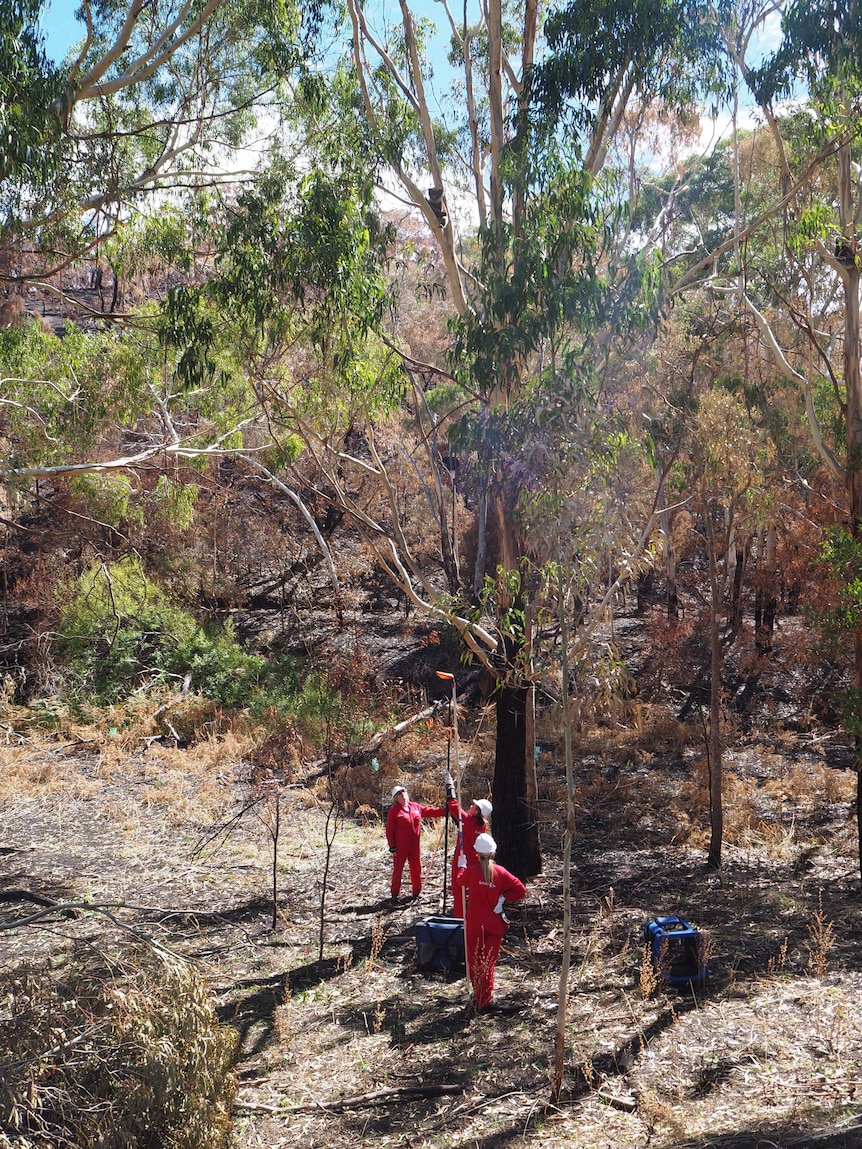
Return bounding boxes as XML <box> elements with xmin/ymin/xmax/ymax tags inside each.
<box><xmin>444</xmin><ymin>773</ymin><xmax>492</xmax><ymax>918</ymax></box>
<box><xmin>454</xmin><ymin>832</ymin><xmax>526</xmax><ymax>1012</ymax></box>
<box><xmin>386</xmin><ymin>785</ymin><xmax>446</xmax><ymax>899</ymax></box>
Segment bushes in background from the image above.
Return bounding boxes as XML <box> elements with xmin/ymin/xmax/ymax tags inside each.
<box><xmin>58</xmin><ymin>556</ymin><xmax>299</xmax><ymax>712</ymax></box>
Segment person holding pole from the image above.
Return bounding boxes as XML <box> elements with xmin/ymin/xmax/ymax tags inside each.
<box><xmin>386</xmin><ymin>785</ymin><xmax>446</xmax><ymax>900</ymax></box>
<box><xmin>444</xmin><ymin>776</ymin><xmax>492</xmax><ymax>919</ymax></box>
<box><xmin>435</xmin><ymin>671</ymin><xmax>468</xmax><ymax>921</ymax></box>
<box><xmin>454</xmin><ymin>833</ymin><xmax>526</xmax><ymax>1012</ymax></box>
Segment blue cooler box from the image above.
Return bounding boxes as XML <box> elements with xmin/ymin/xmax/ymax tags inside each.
<box><xmin>415</xmin><ymin>915</ymin><xmax>465</xmax><ymax>972</ymax></box>
<box><xmin>644</xmin><ymin>915</ymin><xmax>708</xmax><ymax>986</ymax></box>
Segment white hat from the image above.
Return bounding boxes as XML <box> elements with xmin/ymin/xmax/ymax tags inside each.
<box><xmin>474</xmin><ymin>832</ymin><xmax>496</xmax><ymax>856</ymax></box>
<box><xmin>472</xmin><ymin>798</ymin><xmax>492</xmax><ymax>819</ymax></box>
<box><xmin>391</xmin><ymin>785</ymin><xmax>406</xmax><ymax>798</ymax></box>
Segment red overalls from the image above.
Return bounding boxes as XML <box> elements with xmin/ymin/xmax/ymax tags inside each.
<box><xmin>386</xmin><ymin>799</ymin><xmax>445</xmax><ymax>895</ymax></box>
<box><xmin>446</xmin><ymin>800</ymin><xmax>487</xmax><ymax>918</ymax></box>
<box><xmin>454</xmin><ymin>860</ymin><xmax>526</xmax><ymax>1008</ymax></box>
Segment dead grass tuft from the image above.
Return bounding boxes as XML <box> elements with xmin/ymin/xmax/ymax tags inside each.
<box><xmin>274</xmin><ymin>981</ymin><xmax>293</xmax><ymax>1048</ymax></box>
<box><xmin>639</xmin><ymin>943</ymin><xmax>661</xmax><ymax>998</ymax></box>
<box><xmin>150</xmin><ymin>729</ymin><xmax>255</xmax><ymax>774</ymax></box>
<box><xmin>766</xmin><ymin>936</ymin><xmax>789</xmax><ymax>976</ymax></box>
<box><xmin>631</xmin><ymin>710</ymin><xmax>700</xmax><ymax>754</ymax></box>
<box><xmin>806</xmin><ymin>891</ymin><xmax>834</xmax><ymax>977</ymax></box>
<box><xmin>246</xmin><ymin>714</ymin><xmax>308</xmax><ymax>781</ymax></box>
<box><xmin>638</xmin><ymin>1089</ymin><xmax>685</xmax><ymax>1139</ymax></box>
<box><xmin>3</xmin><ymin>692</ymin><xmax>862</xmax><ymax>1149</ymax></box>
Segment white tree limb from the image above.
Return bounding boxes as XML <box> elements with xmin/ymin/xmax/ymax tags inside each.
<box><xmin>2</xmin><ymin>422</ymin><xmax>258</xmax><ymax>483</ymax></box>
<box><xmin>716</xmin><ymin>285</ymin><xmax>844</xmax><ymax>480</ymax></box>
<box><xmin>73</xmin><ymin>0</ymin><xmax>223</xmax><ymax>102</ymax></box>
<box><xmin>240</xmin><ymin>455</ymin><xmax>341</xmax><ymax>599</ymax></box>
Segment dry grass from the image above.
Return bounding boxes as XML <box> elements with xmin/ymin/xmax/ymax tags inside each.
<box><xmin>0</xmin><ymin>725</ymin><xmax>252</xmax><ymax>809</ymax></box>
<box><xmin>806</xmin><ymin>891</ymin><xmax>835</xmax><ymax>977</ymax></box>
<box><xmin>0</xmin><ymin>745</ymin><xmax>101</xmax><ymax>799</ymax></box>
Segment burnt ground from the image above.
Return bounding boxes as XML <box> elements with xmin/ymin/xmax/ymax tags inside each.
<box><xmin>1</xmin><ymin>607</ymin><xmax>862</xmax><ymax>1149</ymax></box>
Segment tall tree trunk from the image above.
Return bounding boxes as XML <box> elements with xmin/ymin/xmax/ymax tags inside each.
<box><xmin>706</xmin><ymin>511</ymin><xmax>723</xmax><ymax>870</ymax></box>
<box><xmin>763</xmin><ymin>522</ymin><xmax>777</xmax><ymax>638</ymax></box>
<box><xmin>659</xmin><ymin>498</ymin><xmax>678</xmax><ymax>618</ymax></box>
<box><xmin>636</xmin><ymin>568</ymin><xmax>654</xmax><ymax>614</ymax></box>
<box><xmin>473</xmin><ymin>476</ymin><xmax>489</xmax><ymax>599</ymax></box>
<box><xmin>486</xmin><ymin>0</ymin><xmax>505</xmax><ymax>226</ymax></box>
<box><xmin>492</xmin><ymin>677</ymin><xmax>541</xmax><ymax>880</ymax></box>
<box><xmin>552</xmin><ymin>561</ymin><xmax>575</xmax><ymax>1102</ymax></box>
<box><xmin>523</xmin><ymin>602</ymin><xmax>539</xmax><ymax>863</ymax></box>
<box><xmin>730</xmin><ymin>535</ymin><xmax>746</xmax><ymax>633</ymax></box>
<box><xmin>755</xmin><ymin>522</ymin><xmax>777</xmax><ymax>654</ymax></box>
<box><xmin>846</xmin><ymin>261</ymin><xmax>862</xmax><ymax>888</ymax></box>
<box><xmin>754</xmin><ymin>524</ymin><xmax>764</xmax><ymax>635</ymax></box>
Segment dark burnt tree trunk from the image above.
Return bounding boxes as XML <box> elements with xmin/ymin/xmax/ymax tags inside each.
<box><xmin>484</xmin><ymin>464</ymin><xmax>542</xmax><ymax>878</ymax></box>
<box><xmin>636</xmin><ymin>568</ymin><xmax>654</xmax><ymax>614</ymax></box>
<box><xmin>730</xmin><ymin>536</ymin><xmax>746</xmax><ymax>633</ymax></box>
<box><xmin>491</xmin><ymin>679</ymin><xmax>541</xmax><ymax>880</ymax></box>
<box><xmin>754</xmin><ymin>523</ymin><xmax>777</xmax><ymax>655</ymax></box>
<box><xmin>836</xmin><ymin>132</ymin><xmax>862</xmax><ymax>890</ymax></box>
<box><xmin>659</xmin><ymin>501</ymin><xmax>678</xmax><ymax>619</ymax></box>
<box><xmin>846</xmin><ymin>265</ymin><xmax>862</xmax><ymax>890</ymax></box>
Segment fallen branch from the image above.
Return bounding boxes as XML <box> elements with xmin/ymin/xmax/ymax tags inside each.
<box><xmin>0</xmin><ymin>900</ymin><xmax>183</xmax><ymax>960</ymax></box>
<box><xmin>596</xmin><ymin>1086</ymin><xmax>638</xmax><ymax>1112</ymax></box>
<box><xmin>299</xmin><ymin>699</ymin><xmax>449</xmax><ymax>779</ymax></box>
<box><xmin>360</xmin><ymin>700</ymin><xmax>446</xmax><ymax>754</ymax></box>
<box><xmin>0</xmin><ymin>888</ymin><xmax>60</xmax><ymax>908</ymax></box>
<box><xmin>235</xmin><ymin>1082</ymin><xmax>463</xmax><ymax>1115</ymax></box>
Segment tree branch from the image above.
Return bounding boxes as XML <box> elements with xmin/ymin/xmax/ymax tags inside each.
<box><xmin>712</xmin><ymin>284</ymin><xmax>844</xmax><ymax>480</ymax></box>
<box><xmin>73</xmin><ymin>0</ymin><xmax>223</xmax><ymax>102</ymax></box>
<box><xmin>240</xmin><ymin>455</ymin><xmax>341</xmax><ymax>599</ymax></box>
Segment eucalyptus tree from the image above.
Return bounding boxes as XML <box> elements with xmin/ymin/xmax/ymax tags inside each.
<box><xmin>308</xmin><ymin>1</ymin><xmax>589</xmax><ymax>876</ymax></box>
<box><xmin>687</xmin><ymin>385</ymin><xmax>775</xmax><ymax>866</ymax></box>
<box><xmin>508</xmin><ymin>382</ymin><xmax>663</xmax><ymax>1096</ymax></box>
<box><xmin>0</xmin><ymin>0</ymin><xmax>337</xmax><ymax>502</ymax></box>
<box><xmin>0</xmin><ymin>0</ymin><xmax>318</xmax><ymax>283</ymax></box>
<box><xmin>0</xmin><ymin>1</ymin><xmax>64</xmax><ymax>196</ymax></box>
<box><xmin>0</xmin><ymin>1</ymin><xmax>346</xmax><ymax>705</ymax></box>
<box><xmin>750</xmin><ymin>0</ymin><xmax>862</xmax><ymax>885</ymax></box>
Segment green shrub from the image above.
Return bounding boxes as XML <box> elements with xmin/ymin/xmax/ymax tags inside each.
<box><xmin>69</xmin><ymin>472</ymin><xmax>144</xmax><ymax>528</ymax></box>
<box><xmin>56</xmin><ymin>560</ymin><xmax>371</xmax><ymax>733</ymax></box>
<box><xmin>293</xmin><ymin>671</ymin><xmax>376</xmax><ymax>747</ymax></box>
<box><xmin>153</xmin><ymin>475</ymin><xmax>199</xmax><ymax>530</ymax></box>
<box><xmin>0</xmin><ymin>946</ymin><xmax>238</xmax><ymax>1148</ymax></box>
<box><xmin>58</xmin><ymin>557</ymin><xmax>271</xmax><ymax>707</ymax></box>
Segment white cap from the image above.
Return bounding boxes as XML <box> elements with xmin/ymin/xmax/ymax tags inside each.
<box><xmin>391</xmin><ymin>785</ymin><xmax>406</xmax><ymax>798</ymax></box>
<box><xmin>474</xmin><ymin>832</ymin><xmax>496</xmax><ymax>856</ymax></box>
<box><xmin>472</xmin><ymin>798</ymin><xmax>492</xmax><ymax>819</ymax></box>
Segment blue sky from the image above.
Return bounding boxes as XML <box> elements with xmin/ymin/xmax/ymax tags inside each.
<box><xmin>38</xmin><ymin>0</ymin><xmax>783</xmax><ymax>126</ymax></box>
<box><xmin>39</xmin><ymin>1</ymin><xmax>783</xmax><ymax>78</ymax></box>
<box><xmin>41</xmin><ymin>0</ymin><xmax>86</xmax><ymax>63</ymax></box>
<box><xmin>37</xmin><ymin>0</ymin><xmax>458</xmax><ymax>118</ymax></box>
